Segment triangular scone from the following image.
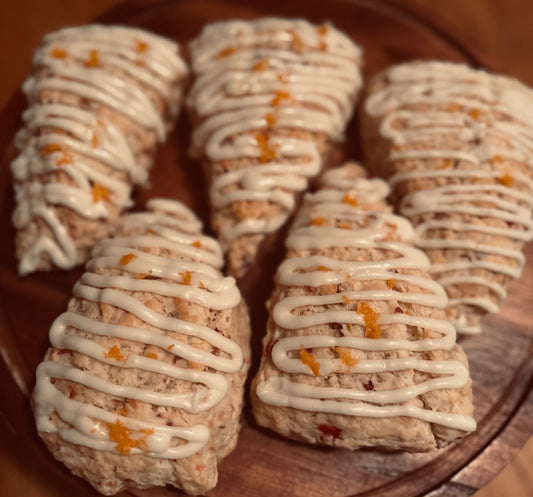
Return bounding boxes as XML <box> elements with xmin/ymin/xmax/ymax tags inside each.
<box><xmin>360</xmin><ymin>60</ymin><xmax>533</xmax><ymax>333</ymax></box>
<box><xmin>11</xmin><ymin>25</ymin><xmax>188</xmax><ymax>275</ymax></box>
<box><xmin>32</xmin><ymin>199</ymin><xmax>251</xmax><ymax>495</ymax></box>
<box><xmin>187</xmin><ymin>18</ymin><xmax>362</xmax><ymax>277</ymax></box>
<box><xmin>252</xmin><ymin>162</ymin><xmax>476</xmax><ymax>451</ymax></box>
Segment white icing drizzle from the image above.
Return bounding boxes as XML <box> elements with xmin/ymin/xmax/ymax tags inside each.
<box><xmin>11</xmin><ymin>25</ymin><xmax>187</xmax><ymax>275</ymax></box>
<box><xmin>33</xmin><ymin>199</ymin><xmax>245</xmax><ymax>459</ymax></box>
<box><xmin>188</xmin><ymin>18</ymin><xmax>362</xmax><ymax>247</ymax></box>
<box><xmin>365</xmin><ymin>61</ymin><xmax>533</xmax><ymax>333</ymax></box>
<box><xmin>256</xmin><ymin>164</ymin><xmax>476</xmax><ymax>433</ymax></box>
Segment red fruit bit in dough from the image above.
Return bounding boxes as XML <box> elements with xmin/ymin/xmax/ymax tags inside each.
<box><xmin>318</xmin><ymin>424</ymin><xmax>341</xmax><ymax>439</ymax></box>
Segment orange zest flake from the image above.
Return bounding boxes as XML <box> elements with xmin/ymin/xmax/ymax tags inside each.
<box><xmin>191</xmin><ymin>240</ymin><xmax>202</xmax><ymax>248</ymax></box>
<box><xmin>318</xmin><ymin>266</ymin><xmax>330</xmax><ymax>272</ymax></box>
<box><xmin>104</xmin><ymin>345</ymin><xmax>126</xmax><ymax>362</ymax></box>
<box><xmin>106</xmin><ymin>419</ymin><xmax>154</xmax><ymax>454</ymax></box>
<box><xmin>339</xmin><ymin>222</ymin><xmax>352</xmax><ymax>230</ymax></box>
<box><xmin>317</xmin><ymin>24</ymin><xmax>329</xmax><ymax>36</ymax></box>
<box><xmin>179</xmin><ymin>270</ymin><xmax>192</xmax><ymax>285</ymax></box>
<box><xmin>265</xmin><ymin>112</ymin><xmax>277</xmax><ymax>128</ymax></box>
<box><xmin>387</xmin><ymin>279</ymin><xmax>395</xmax><ymax>289</ymax></box>
<box><xmin>445</xmin><ymin>103</ymin><xmax>461</xmax><ymax>113</ymax></box>
<box><xmin>50</xmin><ymin>47</ymin><xmax>68</xmax><ymax>59</ymax></box>
<box><xmin>438</xmin><ymin>160</ymin><xmax>453</xmax><ymax>169</ymax></box>
<box><xmin>135</xmin><ymin>39</ymin><xmax>149</xmax><ymax>52</ymax></box>
<box><xmin>342</xmin><ymin>194</ymin><xmax>358</xmax><ymax>207</ymax></box>
<box><xmin>469</xmin><ymin>108</ymin><xmax>482</xmax><ymax>120</ymax></box>
<box><xmin>335</xmin><ymin>347</ymin><xmax>358</xmax><ymax>368</ymax></box>
<box><xmin>311</xmin><ymin>217</ymin><xmax>326</xmax><ymax>226</ymax></box>
<box><xmin>91</xmin><ymin>182</ymin><xmax>109</xmax><ymax>203</ymax></box>
<box><xmin>199</xmin><ymin>281</ymin><xmax>206</xmax><ymax>289</ymax></box>
<box><xmin>299</xmin><ymin>346</ymin><xmax>320</xmax><ymax>376</ymax></box>
<box><xmin>84</xmin><ymin>50</ymin><xmax>100</xmax><ymax>68</ymax></box>
<box><xmin>40</xmin><ymin>143</ymin><xmax>62</xmax><ymax>156</ymax></box>
<box><xmin>135</xmin><ymin>59</ymin><xmax>146</xmax><ymax>67</ymax></box>
<box><xmin>277</xmin><ymin>72</ymin><xmax>291</xmax><ymax>84</ymax></box>
<box><xmin>57</xmin><ymin>147</ymin><xmax>74</xmax><ymax>166</ymax></box>
<box><xmin>91</xmin><ymin>133</ymin><xmax>99</xmax><ymax>147</ymax></box>
<box><xmin>342</xmin><ymin>295</ymin><xmax>351</xmax><ymax>304</ymax></box>
<box><xmin>492</xmin><ymin>154</ymin><xmax>504</xmax><ymax>163</ymax></box>
<box><xmin>288</xmin><ymin>29</ymin><xmax>305</xmax><ymax>53</ymax></box>
<box><xmin>167</xmin><ymin>344</ymin><xmax>175</xmax><ymax>351</ymax></box>
<box><xmin>145</xmin><ymin>352</ymin><xmax>158</xmax><ymax>360</ymax></box>
<box><xmin>497</xmin><ymin>172</ymin><xmax>515</xmax><ymax>186</ymax></box>
<box><xmin>135</xmin><ymin>273</ymin><xmax>147</xmax><ymax>280</ymax></box>
<box><xmin>253</xmin><ymin>59</ymin><xmax>270</xmax><ymax>71</ymax></box>
<box><xmin>215</xmin><ymin>46</ymin><xmax>236</xmax><ymax>59</ymax></box>
<box><xmin>118</xmin><ymin>406</ymin><xmax>128</xmax><ymax>416</ymax></box>
<box><xmin>271</xmin><ymin>90</ymin><xmax>291</xmax><ymax>106</ymax></box>
<box><xmin>357</xmin><ymin>302</ymin><xmax>381</xmax><ymax>339</ymax></box>
<box><xmin>120</xmin><ymin>253</ymin><xmax>137</xmax><ymax>265</ymax></box>
<box><xmin>255</xmin><ymin>133</ymin><xmax>278</xmax><ymax>163</ymax></box>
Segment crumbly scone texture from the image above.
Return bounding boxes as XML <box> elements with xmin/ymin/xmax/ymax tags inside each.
<box><xmin>359</xmin><ymin>60</ymin><xmax>533</xmax><ymax>333</ymax></box>
<box><xmin>33</xmin><ymin>202</ymin><xmax>251</xmax><ymax>495</ymax></box>
<box><xmin>12</xmin><ymin>25</ymin><xmax>187</xmax><ymax>275</ymax></box>
<box><xmin>251</xmin><ymin>162</ymin><xmax>474</xmax><ymax>451</ymax></box>
<box><xmin>187</xmin><ymin>18</ymin><xmax>362</xmax><ymax>278</ymax></box>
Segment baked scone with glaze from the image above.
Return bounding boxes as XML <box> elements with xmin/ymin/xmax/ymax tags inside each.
<box><xmin>32</xmin><ymin>198</ymin><xmax>251</xmax><ymax>495</ymax></box>
<box><xmin>251</xmin><ymin>162</ymin><xmax>476</xmax><ymax>451</ymax></box>
<box><xmin>11</xmin><ymin>25</ymin><xmax>188</xmax><ymax>275</ymax></box>
<box><xmin>187</xmin><ymin>18</ymin><xmax>362</xmax><ymax>277</ymax></box>
<box><xmin>360</xmin><ymin>60</ymin><xmax>533</xmax><ymax>333</ymax></box>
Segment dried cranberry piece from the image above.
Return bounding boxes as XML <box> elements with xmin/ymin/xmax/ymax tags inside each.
<box><xmin>318</xmin><ymin>424</ymin><xmax>341</xmax><ymax>439</ymax></box>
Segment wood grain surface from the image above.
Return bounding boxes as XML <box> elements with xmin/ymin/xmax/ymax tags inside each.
<box><xmin>0</xmin><ymin>1</ymin><xmax>531</xmax><ymax>497</ymax></box>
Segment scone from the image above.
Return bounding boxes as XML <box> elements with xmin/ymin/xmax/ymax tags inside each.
<box><xmin>32</xmin><ymin>198</ymin><xmax>251</xmax><ymax>495</ymax></box>
<box><xmin>11</xmin><ymin>25</ymin><xmax>188</xmax><ymax>275</ymax></box>
<box><xmin>187</xmin><ymin>18</ymin><xmax>362</xmax><ymax>277</ymax></box>
<box><xmin>360</xmin><ymin>60</ymin><xmax>533</xmax><ymax>333</ymax></box>
<box><xmin>252</xmin><ymin>162</ymin><xmax>476</xmax><ymax>451</ymax></box>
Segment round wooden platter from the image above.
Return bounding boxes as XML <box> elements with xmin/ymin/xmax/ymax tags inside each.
<box><xmin>0</xmin><ymin>1</ymin><xmax>531</xmax><ymax>496</ymax></box>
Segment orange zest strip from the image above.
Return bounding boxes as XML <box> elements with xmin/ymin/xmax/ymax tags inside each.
<box><xmin>357</xmin><ymin>302</ymin><xmax>381</xmax><ymax>339</ymax></box>
<box><xmin>253</xmin><ymin>59</ymin><xmax>269</xmax><ymax>71</ymax></box>
<box><xmin>299</xmin><ymin>346</ymin><xmax>320</xmax><ymax>376</ymax></box>
<box><xmin>492</xmin><ymin>154</ymin><xmax>504</xmax><ymax>163</ymax></box>
<box><xmin>215</xmin><ymin>47</ymin><xmax>236</xmax><ymax>59</ymax></box>
<box><xmin>288</xmin><ymin>29</ymin><xmax>305</xmax><ymax>52</ymax></box>
<box><xmin>179</xmin><ymin>270</ymin><xmax>192</xmax><ymax>285</ymax></box>
<box><xmin>265</xmin><ymin>112</ymin><xmax>277</xmax><ymax>127</ymax></box>
<box><xmin>135</xmin><ymin>39</ymin><xmax>149</xmax><ymax>52</ymax></box>
<box><xmin>50</xmin><ymin>47</ymin><xmax>68</xmax><ymax>59</ymax></box>
<box><xmin>342</xmin><ymin>194</ymin><xmax>358</xmax><ymax>207</ymax></box>
<box><xmin>271</xmin><ymin>90</ymin><xmax>291</xmax><ymax>106</ymax></box>
<box><xmin>104</xmin><ymin>345</ymin><xmax>125</xmax><ymax>362</ymax></box>
<box><xmin>387</xmin><ymin>279</ymin><xmax>395</xmax><ymax>289</ymax></box>
<box><xmin>255</xmin><ymin>133</ymin><xmax>278</xmax><ymax>163</ymax></box>
<box><xmin>469</xmin><ymin>108</ymin><xmax>481</xmax><ymax>120</ymax></box>
<box><xmin>497</xmin><ymin>172</ymin><xmax>515</xmax><ymax>187</ymax></box>
<box><xmin>191</xmin><ymin>240</ymin><xmax>202</xmax><ymax>248</ymax></box>
<box><xmin>120</xmin><ymin>253</ymin><xmax>137</xmax><ymax>265</ymax></box>
<box><xmin>438</xmin><ymin>160</ymin><xmax>453</xmax><ymax>169</ymax></box>
<box><xmin>342</xmin><ymin>295</ymin><xmax>350</xmax><ymax>304</ymax></box>
<box><xmin>106</xmin><ymin>419</ymin><xmax>154</xmax><ymax>454</ymax></box>
<box><xmin>335</xmin><ymin>347</ymin><xmax>358</xmax><ymax>367</ymax></box>
<box><xmin>311</xmin><ymin>217</ymin><xmax>326</xmax><ymax>226</ymax></box>
<box><xmin>40</xmin><ymin>143</ymin><xmax>62</xmax><ymax>155</ymax></box>
<box><xmin>91</xmin><ymin>183</ymin><xmax>109</xmax><ymax>202</ymax></box>
<box><xmin>84</xmin><ymin>50</ymin><xmax>99</xmax><ymax>68</ymax></box>
<box><xmin>145</xmin><ymin>353</ymin><xmax>158</xmax><ymax>359</ymax></box>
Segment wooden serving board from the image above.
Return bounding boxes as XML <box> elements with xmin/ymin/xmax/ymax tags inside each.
<box><xmin>0</xmin><ymin>1</ymin><xmax>531</xmax><ymax>496</ymax></box>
